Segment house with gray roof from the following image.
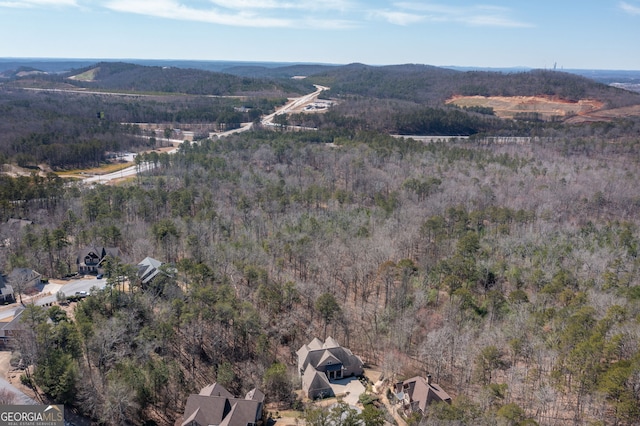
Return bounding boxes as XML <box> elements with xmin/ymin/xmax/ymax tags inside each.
<box><xmin>177</xmin><ymin>383</ymin><xmax>264</xmax><ymax>426</ymax></box>
<box><xmin>0</xmin><ymin>273</ymin><xmax>14</xmax><ymax>303</ymax></box>
<box><xmin>137</xmin><ymin>257</ymin><xmax>164</xmax><ymax>285</ymax></box>
<box><xmin>7</xmin><ymin>268</ymin><xmax>41</xmax><ymax>300</ymax></box>
<box><xmin>77</xmin><ymin>246</ymin><xmax>120</xmax><ymax>274</ymax></box>
<box><xmin>0</xmin><ymin>307</ymin><xmax>25</xmax><ymax>348</ymax></box>
<box><xmin>394</xmin><ymin>375</ymin><xmax>451</xmax><ymax>415</ymax></box>
<box><xmin>297</xmin><ymin>337</ymin><xmax>364</xmax><ymax>399</ymax></box>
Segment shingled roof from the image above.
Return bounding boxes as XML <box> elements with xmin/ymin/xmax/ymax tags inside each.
<box><xmin>177</xmin><ymin>383</ymin><xmax>264</xmax><ymax>426</ymax></box>
<box><xmin>137</xmin><ymin>257</ymin><xmax>163</xmax><ymax>284</ymax></box>
<box><xmin>297</xmin><ymin>337</ymin><xmax>364</xmax><ymax>399</ymax></box>
<box><xmin>395</xmin><ymin>376</ymin><xmax>452</xmax><ymax>414</ymax></box>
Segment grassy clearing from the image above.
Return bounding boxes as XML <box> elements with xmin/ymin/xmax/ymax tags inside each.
<box><xmin>56</xmin><ymin>161</ymin><xmax>132</xmax><ymax>178</ymax></box>
<box><xmin>69</xmin><ymin>67</ymin><xmax>99</xmax><ymax>82</ymax></box>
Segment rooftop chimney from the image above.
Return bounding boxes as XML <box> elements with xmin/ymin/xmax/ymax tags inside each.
<box><xmin>427</xmin><ymin>374</ymin><xmax>432</xmax><ymax>385</ymax></box>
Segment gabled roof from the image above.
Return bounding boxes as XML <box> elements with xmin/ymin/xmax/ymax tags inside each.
<box><xmin>308</xmin><ymin>337</ymin><xmax>324</xmax><ymax>350</ymax></box>
<box><xmin>298</xmin><ymin>337</ymin><xmax>364</xmax><ymax>375</ymax></box>
<box><xmin>0</xmin><ymin>284</ymin><xmax>13</xmax><ymax>298</ymax></box>
<box><xmin>137</xmin><ymin>257</ymin><xmax>164</xmax><ymax>284</ymax></box>
<box><xmin>8</xmin><ymin>268</ymin><xmax>40</xmax><ymax>280</ymax></box>
<box><xmin>199</xmin><ymin>382</ymin><xmax>234</xmax><ymax>398</ymax></box>
<box><xmin>1</xmin><ymin>307</ymin><xmax>26</xmax><ymax>333</ymax></box>
<box><xmin>179</xmin><ymin>383</ymin><xmax>263</xmax><ymax>426</ymax></box>
<box><xmin>8</xmin><ymin>268</ymin><xmax>40</xmax><ymax>283</ymax></box>
<box><xmin>326</xmin><ymin>346</ymin><xmax>361</xmax><ymax>370</ymax></box>
<box><xmin>219</xmin><ymin>400</ymin><xmax>264</xmax><ymax>426</ymax></box>
<box><xmin>180</xmin><ymin>407</ymin><xmax>199</xmax><ymax>425</ymax></box>
<box><xmin>323</xmin><ymin>336</ymin><xmax>340</xmax><ymax>348</ymax></box>
<box><xmin>302</xmin><ymin>364</ymin><xmax>333</xmax><ymax>396</ymax></box>
<box><xmin>245</xmin><ymin>388</ymin><xmax>265</xmax><ymax>402</ymax></box>
<box><xmin>0</xmin><ymin>274</ymin><xmax>13</xmax><ymax>298</ymax></box>
<box><xmin>317</xmin><ymin>351</ymin><xmax>341</xmax><ymax>368</ymax></box>
<box><xmin>397</xmin><ymin>376</ymin><xmax>452</xmax><ymax>413</ymax></box>
<box><xmin>77</xmin><ymin>246</ymin><xmax>119</xmax><ymax>265</ymax></box>
<box><xmin>181</xmin><ymin>395</ymin><xmax>230</xmax><ymax>426</ymax></box>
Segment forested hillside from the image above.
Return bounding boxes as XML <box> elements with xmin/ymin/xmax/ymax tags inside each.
<box><xmin>2</xmin><ymin>127</ymin><xmax>640</xmax><ymax>424</ymax></box>
<box><xmin>310</xmin><ymin>64</ymin><xmax>640</xmax><ymax>107</ymax></box>
<box><xmin>0</xmin><ymin>87</ymin><xmax>286</xmax><ymax>169</ymax></box>
<box><xmin>4</xmin><ymin>62</ymin><xmax>639</xmax><ymax>171</ymax></box>
<box><xmin>12</xmin><ymin>62</ymin><xmax>315</xmax><ymax>97</ymax></box>
<box><xmin>2</xmin><ymin>61</ymin><xmax>640</xmax><ymax>425</ymax></box>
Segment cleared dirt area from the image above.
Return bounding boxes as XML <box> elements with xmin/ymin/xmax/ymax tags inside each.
<box><xmin>446</xmin><ymin>95</ymin><xmax>604</xmax><ymax>120</ymax></box>
<box><xmin>564</xmin><ymin>104</ymin><xmax>640</xmax><ymax>123</ymax></box>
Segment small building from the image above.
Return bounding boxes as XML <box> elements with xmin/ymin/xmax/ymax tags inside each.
<box><xmin>297</xmin><ymin>337</ymin><xmax>364</xmax><ymax>399</ymax></box>
<box><xmin>395</xmin><ymin>375</ymin><xmax>452</xmax><ymax>416</ymax></box>
<box><xmin>0</xmin><ymin>307</ymin><xmax>25</xmax><ymax>348</ymax></box>
<box><xmin>8</xmin><ymin>268</ymin><xmax>41</xmax><ymax>295</ymax></box>
<box><xmin>137</xmin><ymin>257</ymin><xmax>164</xmax><ymax>285</ymax></box>
<box><xmin>0</xmin><ymin>273</ymin><xmax>14</xmax><ymax>303</ymax></box>
<box><xmin>176</xmin><ymin>383</ymin><xmax>264</xmax><ymax>426</ymax></box>
<box><xmin>76</xmin><ymin>246</ymin><xmax>119</xmax><ymax>274</ymax></box>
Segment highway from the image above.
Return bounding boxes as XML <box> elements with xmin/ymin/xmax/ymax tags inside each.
<box><xmin>262</xmin><ymin>85</ymin><xmax>328</xmax><ymax>126</ymax></box>
<box><xmin>81</xmin><ymin>85</ymin><xmax>328</xmax><ymax>185</ymax></box>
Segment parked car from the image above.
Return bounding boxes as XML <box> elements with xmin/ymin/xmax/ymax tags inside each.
<box><xmin>96</xmin><ymin>273</ymin><xmax>103</xmax><ymax>279</ymax></box>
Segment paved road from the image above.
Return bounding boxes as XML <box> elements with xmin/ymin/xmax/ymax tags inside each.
<box><xmin>79</xmin><ymin>85</ymin><xmax>327</xmax><ymax>186</ymax></box>
<box><xmin>0</xmin><ymin>277</ymin><xmax>105</xmax><ymax>321</ymax></box>
<box><xmin>81</xmin><ymin>162</ymin><xmax>154</xmax><ymax>184</ymax></box>
<box><xmin>0</xmin><ymin>377</ymin><xmax>38</xmax><ymax>405</ymax></box>
<box><xmin>262</xmin><ymin>85</ymin><xmax>328</xmax><ymax>126</ymax></box>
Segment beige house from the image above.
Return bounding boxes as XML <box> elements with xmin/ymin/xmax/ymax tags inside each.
<box><xmin>177</xmin><ymin>383</ymin><xmax>264</xmax><ymax>426</ymax></box>
<box><xmin>297</xmin><ymin>337</ymin><xmax>364</xmax><ymax>399</ymax></box>
<box><xmin>0</xmin><ymin>307</ymin><xmax>25</xmax><ymax>348</ymax></box>
<box><xmin>395</xmin><ymin>375</ymin><xmax>452</xmax><ymax>415</ymax></box>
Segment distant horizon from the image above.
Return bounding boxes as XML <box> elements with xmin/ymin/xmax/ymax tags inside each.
<box><xmin>2</xmin><ymin>57</ymin><xmax>640</xmax><ymax>73</ymax></box>
<box><xmin>1</xmin><ymin>2</ymin><xmax>639</xmax><ymax>70</ymax></box>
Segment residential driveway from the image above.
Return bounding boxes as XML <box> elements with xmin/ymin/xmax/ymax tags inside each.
<box><xmin>329</xmin><ymin>377</ymin><xmax>365</xmax><ymax>407</ymax></box>
<box><xmin>0</xmin><ymin>376</ymin><xmax>37</xmax><ymax>405</ymax></box>
<box><xmin>0</xmin><ymin>277</ymin><xmax>105</xmax><ymax>321</ymax></box>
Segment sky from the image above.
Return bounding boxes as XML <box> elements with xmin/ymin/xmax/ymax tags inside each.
<box><xmin>1</xmin><ymin>0</ymin><xmax>640</xmax><ymax>70</ymax></box>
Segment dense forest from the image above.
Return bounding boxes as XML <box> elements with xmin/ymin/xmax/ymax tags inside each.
<box><xmin>0</xmin><ymin>87</ymin><xmax>287</xmax><ymax>169</ymax></box>
<box><xmin>2</xmin><ymin>63</ymin><xmax>640</xmax><ymax>425</ymax></box>
<box><xmin>1</xmin><ymin>128</ymin><xmax>640</xmax><ymax>425</ymax></box>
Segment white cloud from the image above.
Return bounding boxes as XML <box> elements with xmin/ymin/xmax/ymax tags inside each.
<box><xmin>103</xmin><ymin>0</ymin><xmax>355</xmax><ymax>29</ymax></box>
<box><xmin>620</xmin><ymin>1</ymin><xmax>640</xmax><ymax>15</ymax></box>
<box><xmin>376</xmin><ymin>2</ymin><xmax>534</xmax><ymax>28</ymax></box>
<box><xmin>0</xmin><ymin>0</ymin><xmax>77</xmax><ymax>7</ymax></box>
<box><xmin>105</xmin><ymin>0</ymin><xmax>293</xmax><ymax>27</ymax></box>
<box><xmin>368</xmin><ymin>10</ymin><xmax>425</xmax><ymax>26</ymax></box>
<box><xmin>208</xmin><ymin>0</ymin><xmax>352</xmax><ymax>12</ymax></box>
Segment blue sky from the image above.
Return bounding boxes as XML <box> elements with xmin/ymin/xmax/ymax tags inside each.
<box><xmin>1</xmin><ymin>0</ymin><xmax>639</xmax><ymax>69</ymax></box>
